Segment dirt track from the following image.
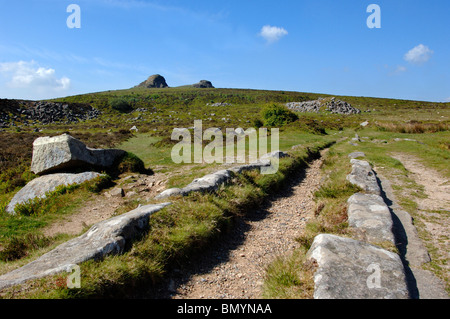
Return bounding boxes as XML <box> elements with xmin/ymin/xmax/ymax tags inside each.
<box><xmin>145</xmin><ymin>153</ymin><xmax>326</xmax><ymax>299</ymax></box>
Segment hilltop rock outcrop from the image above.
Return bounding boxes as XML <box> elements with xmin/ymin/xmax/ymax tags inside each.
<box><xmin>192</xmin><ymin>80</ymin><xmax>214</xmax><ymax>88</ymax></box>
<box><xmin>135</xmin><ymin>74</ymin><xmax>169</xmax><ymax>88</ymax></box>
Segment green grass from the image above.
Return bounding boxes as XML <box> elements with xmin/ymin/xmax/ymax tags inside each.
<box><xmin>116</xmin><ymin>125</ymin><xmax>338</xmax><ymax>188</ymax></box>
<box><xmin>263</xmin><ymin>247</ymin><xmax>316</xmax><ymax>299</ymax></box>
<box><xmin>41</xmin><ymin>86</ymin><xmax>449</xmax><ymax>144</ymax></box>
<box><xmin>50</xmin><ymin>86</ymin><xmax>450</xmax><ymax>114</ymax></box>
<box><xmin>117</xmin><ymin>134</ymin><xmax>167</xmax><ymax>167</ymax></box>
<box><xmin>353</xmin><ymin>128</ymin><xmax>450</xmax><ymax>178</ymax></box>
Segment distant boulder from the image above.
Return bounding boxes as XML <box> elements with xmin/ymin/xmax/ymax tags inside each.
<box><xmin>136</xmin><ymin>74</ymin><xmax>168</xmax><ymax>88</ymax></box>
<box><xmin>192</xmin><ymin>80</ymin><xmax>214</xmax><ymax>89</ymax></box>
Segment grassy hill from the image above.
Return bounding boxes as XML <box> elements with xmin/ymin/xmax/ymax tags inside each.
<box><xmin>1</xmin><ymin>86</ymin><xmax>448</xmax><ymax>207</ymax></box>
<box><xmin>2</xmin><ymin>86</ymin><xmax>448</xmax><ymax>136</ymax></box>
<box><xmin>51</xmin><ymin>86</ymin><xmax>450</xmax><ymax>123</ymax></box>
<box><xmin>0</xmin><ymin>86</ymin><xmax>449</xmax><ymax>298</ymax></box>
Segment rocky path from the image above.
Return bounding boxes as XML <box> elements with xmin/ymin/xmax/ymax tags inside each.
<box><xmin>145</xmin><ymin>152</ymin><xmax>326</xmax><ymax>299</ymax></box>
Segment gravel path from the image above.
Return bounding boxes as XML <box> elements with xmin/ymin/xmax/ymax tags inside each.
<box><xmin>146</xmin><ymin>152</ymin><xmax>326</xmax><ymax>299</ymax></box>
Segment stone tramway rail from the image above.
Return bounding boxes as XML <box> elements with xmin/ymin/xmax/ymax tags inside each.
<box><xmin>305</xmin><ymin>152</ymin><xmax>411</xmax><ymax>299</ymax></box>
<box><xmin>304</xmin><ymin>150</ymin><xmax>448</xmax><ymax>299</ymax></box>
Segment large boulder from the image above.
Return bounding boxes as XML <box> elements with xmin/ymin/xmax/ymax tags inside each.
<box><xmin>6</xmin><ymin>172</ymin><xmax>102</xmax><ymax>214</ymax></box>
<box><xmin>347</xmin><ymin>193</ymin><xmax>395</xmax><ymax>243</ymax></box>
<box><xmin>0</xmin><ymin>202</ymin><xmax>171</xmax><ymax>290</ymax></box>
<box><xmin>30</xmin><ymin>134</ymin><xmax>126</xmax><ymax>175</ymax></box>
<box><xmin>306</xmin><ymin>234</ymin><xmax>410</xmax><ymax>299</ymax></box>
<box><xmin>135</xmin><ymin>74</ymin><xmax>168</xmax><ymax>88</ymax></box>
<box><xmin>192</xmin><ymin>80</ymin><xmax>214</xmax><ymax>88</ymax></box>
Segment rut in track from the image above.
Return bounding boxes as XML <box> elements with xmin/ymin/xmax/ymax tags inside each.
<box><xmin>145</xmin><ymin>151</ymin><xmax>326</xmax><ymax>299</ymax></box>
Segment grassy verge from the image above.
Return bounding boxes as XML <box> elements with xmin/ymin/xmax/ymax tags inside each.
<box><xmin>0</xmin><ymin>136</ymin><xmax>335</xmax><ymax>298</ymax></box>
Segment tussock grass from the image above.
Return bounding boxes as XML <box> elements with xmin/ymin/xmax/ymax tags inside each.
<box><xmin>376</xmin><ymin>121</ymin><xmax>449</xmax><ymax>134</ymax></box>
<box><xmin>263</xmin><ymin>247</ymin><xmax>316</xmax><ymax>299</ymax></box>
<box><xmin>0</xmin><ymin>234</ymin><xmax>53</xmax><ymax>262</ymax></box>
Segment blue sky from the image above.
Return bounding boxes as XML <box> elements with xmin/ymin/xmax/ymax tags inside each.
<box><xmin>0</xmin><ymin>0</ymin><xmax>449</xmax><ymax>102</ymax></box>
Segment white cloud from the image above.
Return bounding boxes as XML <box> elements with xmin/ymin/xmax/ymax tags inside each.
<box><xmin>395</xmin><ymin>65</ymin><xmax>407</xmax><ymax>73</ymax></box>
<box><xmin>259</xmin><ymin>25</ymin><xmax>288</xmax><ymax>44</ymax></box>
<box><xmin>0</xmin><ymin>60</ymin><xmax>70</xmax><ymax>97</ymax></box>
<box><xmin>384</xmin><ymin>64</ymin><xmax>408</xmax><ymax>76</ymax></box>
<box><xmin>404</xmin><ymin>44</ymin><xmax>433</xmax><ymax>64</ymax></box>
